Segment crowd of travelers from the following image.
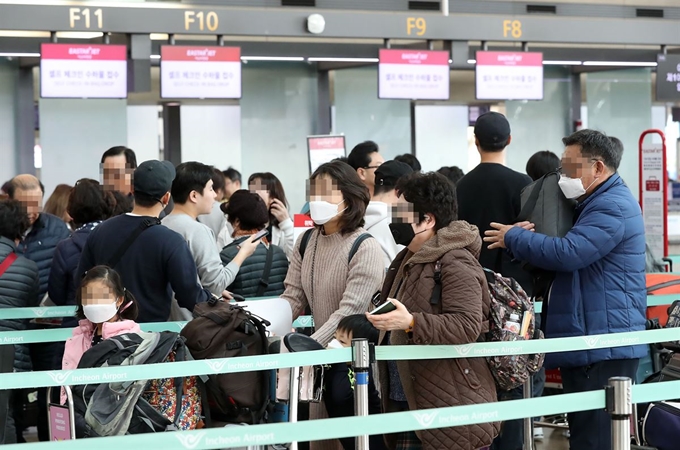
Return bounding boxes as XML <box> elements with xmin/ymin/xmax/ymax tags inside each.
<box><xmin>0</xmin><ymin>113</ymin><xmax>647</xmax><ymax>450</ymax></box>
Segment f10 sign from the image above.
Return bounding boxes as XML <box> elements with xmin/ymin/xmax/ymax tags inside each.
<box><xmin>378</xmin><ymin>49</ymin><xmax>450</xmax><ymax>100</ymax></box>
<box><xmin>475</xmin><ymin>51</ymin><xmax>543</xmax><ymax>101</ymax></box>
<box><xmin>40</xmin><ymin>44</ymin><xmax>127</xmax><ymax>99</ymax></box>
<box><xmin>161</xmin><ymin>46</ymin><xmax>241</xmax><ymax>99</ymax></box>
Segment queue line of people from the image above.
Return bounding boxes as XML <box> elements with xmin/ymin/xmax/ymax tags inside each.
<box><xmin>0</xmin><ymin>114</ymin><xmax>647</xmax><ymax>450</ymax></box>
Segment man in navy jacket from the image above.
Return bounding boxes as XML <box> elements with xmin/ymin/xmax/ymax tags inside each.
<box><xmin>484</xmin><ymin>129</ymin><xmax>646</xmax><ymax>450</ymax></box>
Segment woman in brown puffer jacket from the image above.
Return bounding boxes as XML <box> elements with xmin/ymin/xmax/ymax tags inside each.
<box><xmin>368</xmin><ymin>172</ymin><xmax>500</xmax><ymax>450</ymax></box>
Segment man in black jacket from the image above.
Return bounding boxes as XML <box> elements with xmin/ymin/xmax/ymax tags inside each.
<box><xmin>78</xmin><ymin>160</ymin><xmax>212</xmax><ymax>323</ymax></box>
<box><xmin>0</xmin><ymin>199</ymin><xmax>40</xmax><ymax>444</ymax></box>
<box><xmin>8</xmin><ymin>175</ymin><xmax>70</xmax><ymax>441</ymax></box>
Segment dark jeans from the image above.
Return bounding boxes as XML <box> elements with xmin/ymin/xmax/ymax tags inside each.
<box><xmin>561</xmin><ymin>359</ymin><xmax>639</xmax><ymax>450</ymax></box>
<box><xmin>490</xmin><ymin>368</ymin><xmax>546</xmax><ymax>450</ymax></box>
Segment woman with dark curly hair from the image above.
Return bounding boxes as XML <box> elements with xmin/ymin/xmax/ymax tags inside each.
<box><xmin>367</xmin><ymin>172</ymin><xmax>500</xmax><ymax>450</ymax></box>
<box><xmin>48</xmin><ymin>179</ymin><xmax>115</xmax><ymax>328</ymax></box>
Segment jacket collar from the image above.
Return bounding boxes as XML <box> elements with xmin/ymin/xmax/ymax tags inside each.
<box><xmin>577</xmin><ymin>173</ymin><xmax>622</xmax><ymax>212</ymax></box>
<box><xmin>0</xmin><ymin>236</ymin><xmax>17</xmax><ymax>252</ymax></box>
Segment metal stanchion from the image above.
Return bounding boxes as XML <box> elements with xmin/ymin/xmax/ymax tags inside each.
<box><xmin>522</xmin><ymin>378</ymin><xmax>534</xmax><ymax>450</ymax></box>
<box><xmin>606</xmin><ymin>377</ymin><xmax>632</xmax><ymax>450</ymax></box>
<box><xmin>352</xmin><ymin>338</ymin><xmax>371</xmax><ymax>450</ymax></box>
<box><xmin>288</xmin><ymin>366</ymin><xmax>301</xmax><ymax>450</ymax></box>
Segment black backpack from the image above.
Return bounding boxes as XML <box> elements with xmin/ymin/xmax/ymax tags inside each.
<box><xmin>180</xmin><ymin>299</ymin><xmax>271</xmax><ymax>424</ymax></box>
<box><xmin>72</xmin><ymin>331</ymin><xmax>205</xmax><ymax>437</ymax></box>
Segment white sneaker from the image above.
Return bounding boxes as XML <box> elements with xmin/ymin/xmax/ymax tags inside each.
<box><xmin>533</xmin><ymin>427</ymin><xmax>544</xmax><ymax>441</ymax></box>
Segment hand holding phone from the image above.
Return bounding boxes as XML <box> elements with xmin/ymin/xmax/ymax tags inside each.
<box><xmin>369</xmin><ymin>300</ymin><xmax>397</xmax><ymax>315</ymax></box>
<box><xmin>252</xmin><ymin>229</ymin><xmax>269</xmax><ymax>242</ymax></box>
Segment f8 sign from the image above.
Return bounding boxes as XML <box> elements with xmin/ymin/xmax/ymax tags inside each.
<box><xmin>160</xmin><ymin>46</ymin><xmax>241</xmax><ymax>99</ymax></box>
<box><xmin>475</xmin><ymin>51</ymin><xmax>543</xmax><ymax>101</ymax></box>
<box><xmin>40</xmin><ymin>44</ymin><xmax>127</xmax><ymax>99</ymax></box>
<box><xmin>378</xmin><ymin>49</ymin><xmax>449</xmax><ymax>100</ymax></box>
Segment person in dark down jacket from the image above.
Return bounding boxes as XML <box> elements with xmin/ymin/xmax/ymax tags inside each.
<box><xmin>367</xmin><ymin>172</ymin><xmax>499</xmax><ymax>450</ymax></box>
<box><xmin>8</xmin><ymin>174</ymin><xmax>70</xmax><ymax>442</ymax></box>
<box><xmin>0</xmin><ymin>199</ymin><xmax>40</xmax><ymax>444</ymax></box>
<box><xmin>484</xmin><ymin>129</ymin><xmax>646</xmax><ymax>450</ymax></box>
<box><xmin>49</xmin><ymin>179</ymin><xmax>114</xmax><ymax>329</ymax></box>
<box><xmin>220</xmin><ymin>190</ymin><xmax>289</xmax><ymax>297</ymax></box>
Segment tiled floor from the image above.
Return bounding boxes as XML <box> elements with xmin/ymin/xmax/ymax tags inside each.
<box><xmin>535</xmin><ymin>428</ymin><xmax>570</xmax><ymax>450</ymax></box>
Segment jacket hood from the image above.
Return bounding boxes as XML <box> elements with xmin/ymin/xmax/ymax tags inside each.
<box><xmin>409</xmin><ymin>220</ymin><xmax>481</xmax><ymax>265</ymax></box>
<box><xmin>0</xmin><ymin>236</ymin><xmax>16</xmax><ymax>252</ymax></box>
<box><xmin>364</xmin><ymin>201</ymin><xmax>389</xmax><ymax>230</ymax></box>
<box><xmin>74</xmin><ymin>319</ymin><xmax>141</xmax><ymax>340</ymax></box>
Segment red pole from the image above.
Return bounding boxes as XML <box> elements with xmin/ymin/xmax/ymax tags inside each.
<box><xmin>639</xmin><ymin>129</ymin><xmax>668</xmax><ymax>257</ymax></box>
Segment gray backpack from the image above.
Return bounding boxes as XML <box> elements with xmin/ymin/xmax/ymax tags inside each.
<box><xmin>517</xmin><ymin>171</ymin><xmax>576</xmax><ymax>238</ymax></box>
<box><xmin>73</xmin><ymin>331</ymin><xmax>206</xmax><ymax>437</ymax></box>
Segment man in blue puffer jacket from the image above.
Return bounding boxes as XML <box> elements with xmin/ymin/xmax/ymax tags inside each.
<box><xmin>8</xmin><ymin>174</ymin><xmax>70</xmax><ymax>442</ymax></box>
<box><xmin>484</xmin><ymin>129</ymin><xmax>646</xmax><ymax>450</ymax></box>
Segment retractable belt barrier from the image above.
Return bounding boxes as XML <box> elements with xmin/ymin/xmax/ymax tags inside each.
<box><xmin>0</xmin><ymin>327</ymin><xmax>678</xmax><ymax>390</ymax></box>
<box><xmin>1</xmin><ymin>293</ymin><xmax>676</xmax><ymax>321</ymax></box>
<box><xmin>4</xmin><ymin>380</ymin><xmax>680</xmax><ymax>450</ymax></box>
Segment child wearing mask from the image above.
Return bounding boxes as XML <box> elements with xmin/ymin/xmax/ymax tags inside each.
<box><xmin>324</xmin><ymin>315</ymin><xmax>386</xmax><ymax>450</ymax></box>
<box><xmin>61</xmin><ymin>265</ymin><xmax>140</xmax><ymax>405</ymax></box>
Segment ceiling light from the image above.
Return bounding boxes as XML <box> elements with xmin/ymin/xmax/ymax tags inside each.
<box><xmin>543</xmin><ymin>60</ymin><xmax>582</xmax><ymax>66</ymax></box>
<box><xmin>0</xmin><ymin>31</ymin><xmax>50</xmax><ymax>38</ymax></box>
<box><xmin>56</xmin><ymin>32</ymin><xmax>104</xmax><ymax>39</ymax></box>
<box><xmin>307</xmin><ymin>57</ymin><xmax>378</xmax><ymax>63</ymax></box>
<box><xmin>0</xmin><ymin>52</ymin><xmax>40</xmax><ymax>58</ymax></box>
<box><xmin>150</xmin><ymin>54</ymin><xmax>160</xmax><ymax>60</ymax></box>
<box><xmin>582</xmin><ymin>61</ymin><xmax>657</xmax><ymax>67</ymax></box>
<box><xmin>241</xmin><ymin>56</ymin><xmax>305</xmax><ymax>62</ymax></box>
<box><xmin>150</xmin><ymin>33</ymin><xmax>170</xmax><ymax>41</ymax></box>
<box><xmin>467</xmin><ymin>59</ymin><xmax>476</xmax><ymax>64</ymax></box>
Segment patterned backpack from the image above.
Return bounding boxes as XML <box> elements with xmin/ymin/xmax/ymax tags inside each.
<box><xmin>429</xmin><ymin>262</ymin><xmax>544</xmax><ymax>391</ymax></box>
<box><xmin>483</xmin><ymin>269</ymin><xmax>545</xmax><ymax>391</ymax></box>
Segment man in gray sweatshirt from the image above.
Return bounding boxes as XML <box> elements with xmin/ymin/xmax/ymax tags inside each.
<box><xmin>162</xmin><ymin>162</ymin><xmax>259</xmax><ymax>296</ymax></box>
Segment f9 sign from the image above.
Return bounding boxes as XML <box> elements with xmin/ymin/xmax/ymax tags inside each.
<box><xmin>40</xmin><ymin>44</ymin><xmax>127</xmax><ymax>99</ymax></box>
<box><xmin>378</xmin><ymin>49</ymin><xmax>450</xmax><ymax>100</ymax></box>
<box><xmin>160</xmin><ymin>46</ymin><xmax>241</xmax><ymax>99</ymax></box>
<box><xmin>475</xmin><ymin>51</ymin><xmax>543</xmax><ymax>101</ymax></box>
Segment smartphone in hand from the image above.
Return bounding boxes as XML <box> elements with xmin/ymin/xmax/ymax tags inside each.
<box><xmin>252</xmin><ymin>229</ymin><xmax>269</xmax><ymax>242</ymax></box>
<box><xmin>369</xmin><ymin>300</ymin><xmax>397</xmax><ymax>315</ymax></box>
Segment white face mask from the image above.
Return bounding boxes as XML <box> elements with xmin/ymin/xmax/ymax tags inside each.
<box><xmin>309</xmin><ymin>200</ymin><xmax>346</xmax><ymax>225</ymax></box>
<box><xmin>557</xmin><ymin>175</ymin><xmax>587</xmax><ymax>199</ymax></box>
<box><xmin>327</xmin><ymin>338</ymin><xmax>344</xmax><ymax>349</ymax></box>
<box><xmin>83</xmin><ymin>302</ymin><xmax>119</xmax><ymax>324</ymax></box>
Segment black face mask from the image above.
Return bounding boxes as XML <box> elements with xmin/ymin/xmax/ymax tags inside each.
<box><xmin>389</xmin><ymin>222</ymin><xmax>416</xmax><ymax>247</ymax></box>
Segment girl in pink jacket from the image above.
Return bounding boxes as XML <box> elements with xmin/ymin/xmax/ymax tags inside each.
<box><xmin>61</xmin><ymin>265</ymin><xmax>141</xmax><ymax>404</ymax></box>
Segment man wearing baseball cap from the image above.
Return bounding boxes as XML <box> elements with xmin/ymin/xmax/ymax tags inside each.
<box><xmin>364</xmin><ymin>160</ymin><xmax>414</xmax><ymax>269</ymax></box>
<box><xmin>456</xmin><ymin>112</ymin><xmax>536</xmax><ymax>450</ymax></box>
<box><xmin>78</xmin><ymin>160</ymin><xmax>212</xmax><ymax>322</ymax></box>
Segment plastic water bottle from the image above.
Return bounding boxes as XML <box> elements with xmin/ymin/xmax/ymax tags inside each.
<box><xmin>503</xmin><ymin>313</ymin><xmax>521</xmax><ymax>334</ymax></box>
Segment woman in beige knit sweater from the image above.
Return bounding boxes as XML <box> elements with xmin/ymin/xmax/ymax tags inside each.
<box><xmin>281</xmin><ymin>161</ymin><xmax>385</xmax><ymax>450</ymax></box>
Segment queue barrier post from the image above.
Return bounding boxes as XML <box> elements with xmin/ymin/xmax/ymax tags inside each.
<box><xmin>606</xmin><ymin>377</ymin><xmax>632</xmax><ymax>450</ymax></box>
<box><xmin>288</xmin><ymin>363</ymin><xmax>301</xmax><ymax>450</ymax></box>
<box><xmin>352</xmin><ymin>338</ymin><xmax>371</xmax><ymax>450</ymax></box>
<box><xmin>522</xmin><ymin>378</ymin><xmax>534</xmax><ymax>450</ymax></box>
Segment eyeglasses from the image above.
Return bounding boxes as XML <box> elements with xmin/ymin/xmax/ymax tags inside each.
<box><xmin>364</xmin><ymin>165</ymin><xmax>381</xmax><ymax>170</ymax></box>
